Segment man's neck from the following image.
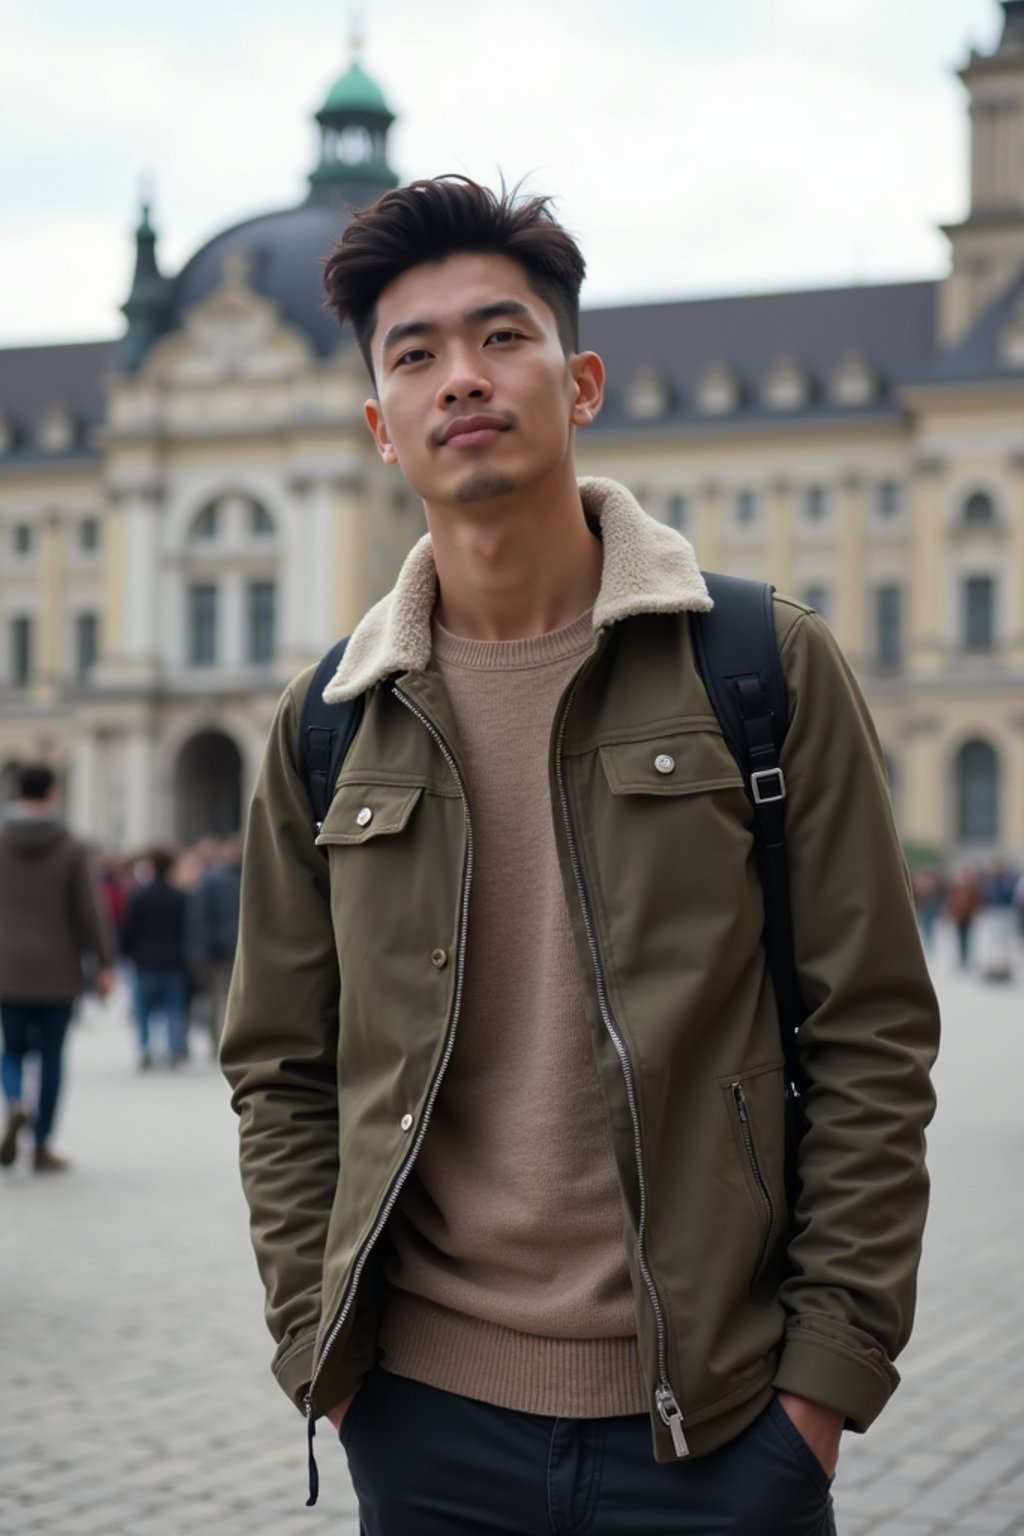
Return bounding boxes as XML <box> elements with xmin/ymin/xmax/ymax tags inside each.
<box><xmin>426</xmin><ymin>470</ymin><xmax>603</xmax><ymax>642</ymax></box>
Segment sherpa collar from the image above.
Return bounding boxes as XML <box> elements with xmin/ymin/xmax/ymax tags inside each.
<box><xmin>322</xmin><ymin>476</ymin><xmax>712</xmax><ymax>704</ymax></box>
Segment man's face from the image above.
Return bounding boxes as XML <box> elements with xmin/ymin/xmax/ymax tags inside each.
<box><xmin>364</xmin><ymin>251</ymin><xmax>602</xmax><ymax>508</ymax></box>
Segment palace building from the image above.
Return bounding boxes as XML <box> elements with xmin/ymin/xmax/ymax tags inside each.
<box><xmin>1</xmin><ymin>5</ymin><xmax>1023</xmax><ymax>856</ymax></box>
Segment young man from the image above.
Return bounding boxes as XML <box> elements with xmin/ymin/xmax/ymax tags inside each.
<box><xmin>0</xmin><ymin>762</ymin><xmax>114</xmax><ymax>1172</ymax></box>
<box><xmin>221</xmin><ymin>178</ymin><xmax>939</xmax><ymax>1535</ymax></box>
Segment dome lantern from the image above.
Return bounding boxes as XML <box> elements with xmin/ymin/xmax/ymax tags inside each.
<box><xmin>307</xmin><ymin>39</ymin><xmax>399</xmax><ymax>209</ymax></box>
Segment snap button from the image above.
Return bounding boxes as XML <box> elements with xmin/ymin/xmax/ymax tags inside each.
<box><xmin>431</xmin><ymin>948</ymin><xmax>448</xmax><ymax>969</ymax></box>
<box><xmin>400</xmin><ymin>1113</ymin><xmax>414</xmax><ymax>1132</ymax></box>
<box><xmin>654</xmin><ymin>754</ymin><xmax>675</xmax><ymax>775</ymax></box>
<box><xmin>356</xmin><ymin>806</ymin><xmax>373</xmax><ymax>827</ymax></box>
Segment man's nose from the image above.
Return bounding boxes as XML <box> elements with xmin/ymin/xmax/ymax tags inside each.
<box><xmin>436</xmin><ymin>360</ymin><xmax>493</xmax><ymax>408</ymax></box>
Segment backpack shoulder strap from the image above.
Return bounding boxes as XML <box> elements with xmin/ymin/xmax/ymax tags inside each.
<box><xmin>296</xmin><ymin>637</ymin><xmax>365</xmax><ymax>834</ymax></box>
<box><xmin>690</xmin><ymin>574</ymin><xmax>808</xmax><ymax>1096</ymax></box>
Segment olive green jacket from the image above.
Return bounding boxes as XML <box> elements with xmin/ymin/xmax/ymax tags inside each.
<box><xmin>221</xmin><ymin>477</ymin><xmax>938</xmax><ymax>1464</ymax></box>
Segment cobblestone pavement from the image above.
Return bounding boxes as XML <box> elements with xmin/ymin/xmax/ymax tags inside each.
<box><xmin>1</xmin><ymin>933</ymin><xmax>1021</xmax><ymax>1536</ymax></box>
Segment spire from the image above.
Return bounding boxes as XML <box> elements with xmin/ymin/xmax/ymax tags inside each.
<box><xmin>306</xmin><ymin>35</ymin><xmax>399</xmax><ymax>210</ymax></box>
<box><xmin>119</xmin><ymin>186</ymin><xmax>170</xmax><ymax>372</ymax></box>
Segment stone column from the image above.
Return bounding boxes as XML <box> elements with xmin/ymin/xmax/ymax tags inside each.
<box><xmin>907</xmin><ymin>459</ymin><xmax>946</xmax><ymax>678</ymax></box>
<box><xmin>70</xmin><ymin>727</ymin><xmax>101</xmax><ymax>841</ymax></box>
<box><xmin>765</xmin><ymin>479</ymin><xmax>793</xmax><ymax>593</ymax></box>
<box><xmin>1007</xmin><ymin>453</ymin><xmax>1024</xmax><ymax>670</ymax></box>
<box><xmin>116</xmin><ymin>487</ymin><xmax>163</xmax><ymax>680</ymax></box>
<box><xmin>900</xmin><ymin>714</ymin><xmax>945</xmax><ymax>851</ymax></box>
<box><xmin>835</xmin><ymin>475</ymin><xmax>866</xmax><ymax>665</ymax></box>
<box><xmin>332</xmin><ymin>476</ymin><xmax>369</xmax><ymax>639</ymax></box>
<box><xmin>221</xmin><ymin>570</ymin><xmax>245</xmax><ymax>671</ymax></box>
<box><xmin>123</xmin><ymin>726</ymin><xmax>156</xmax><ymax>848</ymax></box>
<box><xmin>695</xmin><ymin>482</ymin><xmax>722</xmax><ymax>574</ymax></box>
<box><xmin>37</xmin><ymin>511</ymin><xmax>64</xmax><ymax>704</ymax></box>
<box><xmin>280</xmin><ymin>477</ymin><xmax>313</xmax><ymax>667</ymax></box>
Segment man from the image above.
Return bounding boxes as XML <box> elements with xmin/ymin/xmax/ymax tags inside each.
<box><xmin>121</xmin><ymin>846</ymin><xmax>190</xmax><ymax>1069</ymax></box>
<box><xmin>221</xmin><ymin>178</ymin><xmax>939</xmax><ymax>1535</ymax></box>
<box><xmin>185</xmin><ymin>836</ymin><xmax>242</xmax><ymax>1048</ymax></box>
<box><xmin>0</xmin><ymin>762</ymin><xmax>114</xmax><ymax>1172</ymax></box>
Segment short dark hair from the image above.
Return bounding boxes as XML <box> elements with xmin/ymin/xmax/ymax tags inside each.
<box><xmin>149</xmin><ymin>846</ymin><xmax>176</xmax><ymax>880</ymax></box>
<box><xmin>323</xmin><ymin>175</ymin><xmax>586</xmax><ymax>378</ymax></box>
<box><xmin>17</xmin><ymin>762</ymin><xmax>55</xmax><ymax>801</ymax></box>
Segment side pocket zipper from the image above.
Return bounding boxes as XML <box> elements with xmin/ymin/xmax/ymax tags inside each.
<box><xmin>731</xmin><ymin>1081</ymin><xmax>776</xmax><ymax>1286</ymax></box>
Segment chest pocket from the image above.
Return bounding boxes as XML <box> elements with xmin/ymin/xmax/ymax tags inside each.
<box><xmin>315</xmin><ymin>783</ymin><xmax>423</xmax><ymax>847</ymax></box>
<box><xmin>599</xmin><ymin>728</ymin><xmax>744</xmax><ymax>797</ymax></box>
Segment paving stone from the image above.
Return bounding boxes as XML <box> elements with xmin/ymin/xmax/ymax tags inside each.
<box><xmin>0</xmin><ymin>944</ymin><xmax>1021</xmax><ymax>1535</ymax></box>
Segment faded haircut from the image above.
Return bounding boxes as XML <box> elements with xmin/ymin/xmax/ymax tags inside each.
<box><xmin>322</xmin><ymin>175</ymin><xmax>586</xmax><ymax>379</ymax></box>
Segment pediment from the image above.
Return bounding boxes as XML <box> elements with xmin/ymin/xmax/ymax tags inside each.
<box><xmin>144</xmin><ymin>249</ymin><xmax>313</xmax><ymax>384</ymax></box>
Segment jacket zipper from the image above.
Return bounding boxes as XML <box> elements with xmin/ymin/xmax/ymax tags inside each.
<box><xmin>302</xmin><ymin>684</ymin><xmax>475</xmax><ymax>1502</ymax></box>
<box><xmin>730</xmin><ymin>1081</ymin><xmax>775</xmax><ymax>1283</ymax></box>
<box><xmin>554</xmin><ymin>681</ymin><xmax>688</xmax><ymax>1458</ymax></box>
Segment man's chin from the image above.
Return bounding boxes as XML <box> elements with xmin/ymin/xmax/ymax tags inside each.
<box><xmin>453</xmin><ymin>469</ymin><xmax>518</xmax><ymax>505</ymax></box>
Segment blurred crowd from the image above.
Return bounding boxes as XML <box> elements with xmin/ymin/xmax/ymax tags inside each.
<box><xmin>95</xmin><ymin>835</ymin><xmax>243</xmax><ymax>1070</ymax></box>
<box><xmin>911</xmin><ymin>860</ymin><xmax>1024</xmax><ymax>980</ymax></box>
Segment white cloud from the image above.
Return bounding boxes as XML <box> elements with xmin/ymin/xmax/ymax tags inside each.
<box><xmin>0</xmin><ymin>0</ymin><xmax>1004</xmax><ymax>342</ymax></box>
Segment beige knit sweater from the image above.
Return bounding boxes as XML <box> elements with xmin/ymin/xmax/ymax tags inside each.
<box><xmin>380</xmin><ymin>609</ymin><xmax>648</xmax><ymax>1418</ymax></box>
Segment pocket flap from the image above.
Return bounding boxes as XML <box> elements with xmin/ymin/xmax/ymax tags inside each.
<box><xmin>315</xmin><ymin>784</ymin><xmax>423</xmax><ymax>846</ymax></box>
<box><xmin>600</xmin><ymin>732</ymin><xmax>744</xmax><ymax>796</ymax></box>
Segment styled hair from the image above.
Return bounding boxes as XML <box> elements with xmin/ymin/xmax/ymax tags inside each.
<box><xmin>322</xmin><ymin>175</ymin><xmax>586</xmax><ymax>378</ymax></box>
<box><xmin>17</xmin><ymin>762</ymin><xmax>55</xmax><ymax>801</ymax></box>
<box><xmin>149</xmin><ymin>846</ymin><xmax>176</xmax><ymax>880</ymax></box>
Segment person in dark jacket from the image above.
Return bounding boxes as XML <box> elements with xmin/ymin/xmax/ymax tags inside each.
<box><xmin>121</xmin><ymin>846</ymin><xmax>189</xmax><ymax>1069</ymax></box>
<box><xmin>0</xmin><ymin>762</ymin><xmax>115</xmax><ymax>1173</ymax></box>
<box><xmin>186</xmin><ymin>836</ymin><xmax>242</xmax><ymax>1047</ymax></box>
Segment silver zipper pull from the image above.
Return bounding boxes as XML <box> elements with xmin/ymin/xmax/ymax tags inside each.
<box><xmin>656</xmin><ymin>1384</ymin><xmax>689</xmax><ymax>1458</ymax></box>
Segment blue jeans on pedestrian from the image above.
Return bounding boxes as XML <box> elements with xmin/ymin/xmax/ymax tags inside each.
<box><xmin>339</xmin><ymin>1369</ymin><xmax>838</xmax><ymax>1535</ymax></box>
<box><xmin>133</xmin><ymin>970</ymin><xmax>188</xmax><ymax>1060</ymax></box>
<box><xmin>0</xmin><ymin>1000</ymin><xmax>74</xmax><ymax>1147</ymax></box>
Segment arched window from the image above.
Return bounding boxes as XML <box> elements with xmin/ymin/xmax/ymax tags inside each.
<box><xmin>191</xmin><ymin>502</ymin><xmax>220</xmax><ymax>541</ymax></box>
<box><xmin>249</xmin><ymin>500</ymin><xmax>275</xmax><ymax>537</ymax></box>
<box><xmin>955</xmin><ymin>739</ymin><xmax>999</xmax><ymax>844</ymax></box>
<box><xmin>962</xmin><ymin>491</ymin><xmax>995</xmax><ymax>527</ymax></box>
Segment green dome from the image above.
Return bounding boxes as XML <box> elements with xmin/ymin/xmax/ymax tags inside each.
<box><xmin>321</xmin><ymin>61</ymin><xmax>391</xmax><ymax>117</ymax></box>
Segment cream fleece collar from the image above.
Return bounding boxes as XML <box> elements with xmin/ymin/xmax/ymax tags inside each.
<box><xmin>323</xmin><ymin>476</ymin><xmax>712</xmax><ymax>704</ymax></box>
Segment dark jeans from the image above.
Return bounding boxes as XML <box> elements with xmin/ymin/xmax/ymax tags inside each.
<box><xmin>133</xmin><ymin>969</ymin><xmax>188</xmax><ymax>1059</ymax></box>
<box><xmin>0</xmin><ymin>1000</ymin><xmax>74</xmax><ymax>1147</ymax></box>
<box><xmin>340</xmin><ymin>1369</ymin><xmax>837</xmax><ymax>1536</ymax></box>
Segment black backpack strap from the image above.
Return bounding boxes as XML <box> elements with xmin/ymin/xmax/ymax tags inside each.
<box><xmin>691</xmin><ymin>574</ymin><xmax>808</xmax><ymax>1102</ymax></box>
<box><xmin>296</xmin><ymin>637</ymin><xmax>365</xmax><ymax>834</ymax></box>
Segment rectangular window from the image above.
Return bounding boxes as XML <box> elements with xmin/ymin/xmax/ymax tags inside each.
<box><xmin>877</xmin><ymin>481</ymin><xmax>902</xmax><ymax>518</ymax></box>
<box><xmin>188</xmin><ymin>584</ymin><xmax>218</xmax><ymax>668</ymax></box>
<box><xmin>874</xmin><ymin>584</ymin><xmax>903</xmax><ymax>667</ymax></box>
<box><xmin>78</xmin><ymin>518</ymin><xmax>100</xmax><ymax>552</ymax></box>
<box><xmin>75</xmin><ymin>612</ymin><xmax>99</xmax><ymax>683</ymax></box>
<box><xmin>804</xmin><ymin>486</ymin><xmax>828</xmax><ymax>522</ymax></box>
<box><xmin>735</xmin><ymin>489</ymin><xmax>758</xmax><ymax>525</ymax></box>
<box><xmin>247</xmin><ymin>581</ymin><xmax>276</xmax><ymax>665</ymax></box>
<box><xmin>963</xmin><ymin>576</ymin><xmax>995</xmax><ymax>652</ymax></box>
<box><xmin>665</xmin><ymin>494</ymin><xmax>689</xmax><ymax>533</ymax></box>
<box><xmin>10</xmin><ymin>615</ymin><xmax>33</xmax><ymax>687</ymax></box>
<box><xmin>802</xmin><ymin>584</ymin><xmax>831</xmax><ymax>622</ymax></box>
<box><xmin>13</xmin><ymin>523</ymin><xmax>32</xmax><ymax>555</ymax></box>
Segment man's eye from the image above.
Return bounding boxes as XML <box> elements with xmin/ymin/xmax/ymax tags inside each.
<box><xmin>396</xmin><ymin>348</ymin><xmax>431</xmax><ymax>367</ymax></box>
<box><xmin>485</xmin><ymin>330</ymin><xmax>520</xmax><ymax>345</ymax></box>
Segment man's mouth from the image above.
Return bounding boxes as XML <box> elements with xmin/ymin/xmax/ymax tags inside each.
<box><xmin>440</xmin><ymin>415</ymin><xmax>511</xmax><ymax>449</ymax></box>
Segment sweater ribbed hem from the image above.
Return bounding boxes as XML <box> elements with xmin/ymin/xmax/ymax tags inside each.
<box><xmin>379</xmin><ymin>1291</ymin><xmax>650</xmax><ymax>1419</ymax></box>
<box><xmin>432</xmin><ymin>609</ymin><xmax>595</xmax><ymax>671</ymax></box>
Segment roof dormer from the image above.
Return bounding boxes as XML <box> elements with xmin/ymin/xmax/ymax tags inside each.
<box><xmin>697</xmin><ymin>361</ymin><xmax>740</xmax><ymax>416</ymax></box>
<box><xmin>37</xmin><ymin>403</ymin><xmax>76</xmax><ymax>453</ymax></box>
<box><xmin>830</xmin><ymin>350</ymin><xmax>878</xmax><ymax>407</ymax></box>
<box><xmin>625</xmin><ymin>367</ymin><xmax>673</xmax><ymax>422</ymax></box>
<box><xmin>762</xmin><ymin>356</ymin><xmax>810</xmax><ymax>412</ymax></box>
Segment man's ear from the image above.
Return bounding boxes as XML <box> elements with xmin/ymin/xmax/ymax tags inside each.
<box><xmin>364</xmin><ymin>399</ymin><xmax>398</xmax><ymax>464</ymax></box>
<box><xmin>569</xmin><ymin>351</ymin><xmax>605</xmax><ymax>428</ymax></box>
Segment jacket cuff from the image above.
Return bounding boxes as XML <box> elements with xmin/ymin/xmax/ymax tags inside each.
<box><xmin>773</xmin><ymin>1322</ymin><xmax>899</xmax><ymax>1432</ymax></box>
<box><xmin>272</xmin><ymin>1331</ymin><xmax>318</xmax><ymax>1414</ymax></box>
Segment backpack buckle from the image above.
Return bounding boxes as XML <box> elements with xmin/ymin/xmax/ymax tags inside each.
<box><xmin>751</xmin><ymin>768</ymin><xmax>786</xmax><ymax>805</ymax></box>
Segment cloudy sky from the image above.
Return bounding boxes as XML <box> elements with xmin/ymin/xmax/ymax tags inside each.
<box><xmin>0</xmin><ymin>0</ymin><xmax>1002</xmax><ymax>345</ymax></box>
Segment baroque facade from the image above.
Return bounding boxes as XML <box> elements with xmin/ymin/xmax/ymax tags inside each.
<box><xmin>1</xmin><ymin>7</ymin><xmax>1023</xmax><ymax>856</ymax></box>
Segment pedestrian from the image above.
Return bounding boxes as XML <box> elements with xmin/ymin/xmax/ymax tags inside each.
<box><xmin>911</xmin><ymin>866</ymin><xmax>944</xmax><ymax>953</ymax></box>
<box><xmin>221</xmin><ymin>177</ymin><xmax>940</xmax><ymax>1535</ymax></box>
<box><xmin>185</xmin><ymin>836</ymin><xmax>242</xmax><ymax>1047</ymax></box>
<box><xmin>945</xmin><ymin>869</ymin><xmax>981</xmax><ymax>970</ymax></box>
<box><xmin>0</xmin><ymin>762</ymin><xmax>115</xmax><ymax>1173</ymax></box>
<box><xmin>120</xmin><ymin>846</ymin><xmax>190</xmax><ymax>1069</ymax></box>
